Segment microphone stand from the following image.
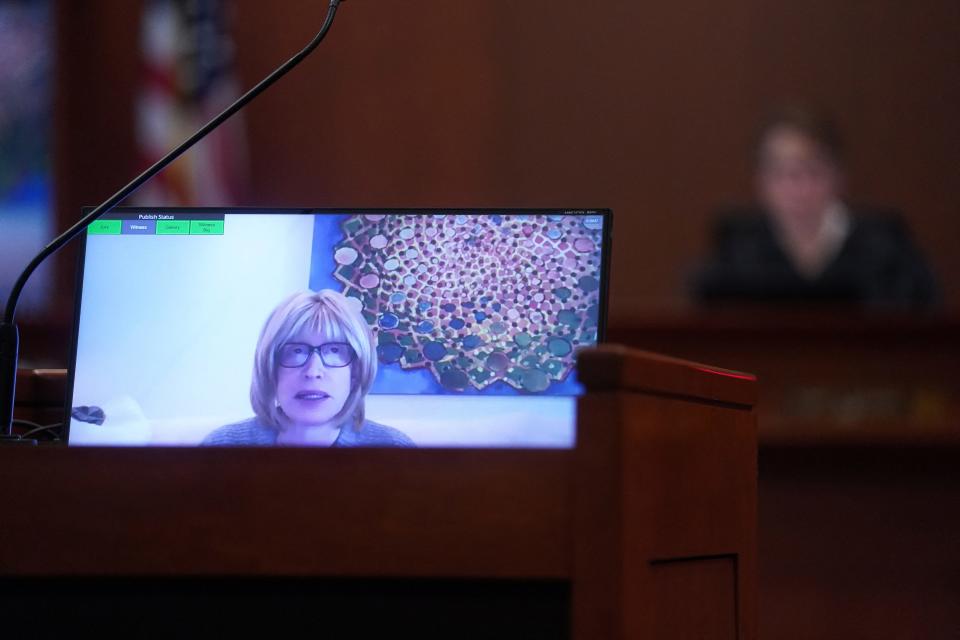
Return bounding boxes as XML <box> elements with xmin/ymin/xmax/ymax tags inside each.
<box><xmin>0</xmin><ymin>0</ymin><xmax>348</xmax><ymax>444</ymax></box>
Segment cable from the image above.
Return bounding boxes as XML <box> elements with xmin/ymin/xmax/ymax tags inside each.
<box><xmin>12</xmin><ymin>419</ymin><xmax>43</xmax><ymax>430</ymax></box>
<box><xmin>17</xmin><ymin>420</ymin><xmax>63</xmax><ymax>440</ymax></box>
<box><xmin>14</xmin><ymin>420</ymin><xmax>63</xmax><ymax>440</ymax></box>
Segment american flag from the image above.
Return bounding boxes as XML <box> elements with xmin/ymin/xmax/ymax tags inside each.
<box><xmin>134</xmin><ymin>0</ymin><xmax>248</xmax><ymax>206</ymax></box>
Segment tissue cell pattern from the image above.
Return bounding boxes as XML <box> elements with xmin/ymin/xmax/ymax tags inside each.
<box><xmin>333</xmin><ymin>213</ymin><xmax>603</xmax><ymax>393</ymax></box>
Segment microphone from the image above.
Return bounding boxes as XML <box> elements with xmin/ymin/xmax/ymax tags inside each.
<box><xmin>0</xmin><ymin>0</ymin><xmax>349</xmax><ymax>444</ymax></box>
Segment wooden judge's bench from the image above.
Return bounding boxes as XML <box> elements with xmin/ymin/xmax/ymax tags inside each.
<box><xmin>2</xmin><ymin>346</ymin><xmax>758</xmax><ymax>639</ymax></box>
<box><xmin>610</xmin><ymin>310</ymin><xmax>960</xmax><ymax>639</ymax></box>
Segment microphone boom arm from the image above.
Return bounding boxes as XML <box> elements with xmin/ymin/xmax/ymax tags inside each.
<box><xmin>0</xmin><ymin>0</ymin><xmax>347</xmax><ymax>439</ymax></box>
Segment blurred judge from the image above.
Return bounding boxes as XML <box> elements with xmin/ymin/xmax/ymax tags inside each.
<box><xmin>694</xmin><ymin>107</ymin><xmax>938</xmax><ymax>307</ymax></box>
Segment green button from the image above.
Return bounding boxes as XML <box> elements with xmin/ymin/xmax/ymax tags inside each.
<box><xmin>190</xmin><ymin>220</ymin><xmax>224</xmax><ymax>235</ymax></box>
<box><xmin>88</xmin><ymin>220</ymin><xmax>122</xmax><ymax>235</ymax></box>
<box><xmin>157</xmin><ymin>220</ymin><xmax>191</xmax><ymax>235</ymax></box>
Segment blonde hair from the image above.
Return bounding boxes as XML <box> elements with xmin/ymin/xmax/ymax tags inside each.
<box><xmin>250</xmin><ymin>289</ymin><xmax>377</xmax><ymax>431</ymax></box>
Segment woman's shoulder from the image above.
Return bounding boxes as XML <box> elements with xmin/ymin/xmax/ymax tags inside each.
<box><xmin>201</xmin><ymin>417</ymin><xmax>277</xmax><ymax>446</ymax></box>
<box><xmin>336</xmin><ymin>420</ymin><xmax>416</xmax><ymax>448</ymax></box>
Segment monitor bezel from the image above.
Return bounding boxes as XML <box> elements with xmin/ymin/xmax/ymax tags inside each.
<box><xmin>65</xmin><ymin>207</ymin><xmax>614</xmax><ymax>444</ymax></box>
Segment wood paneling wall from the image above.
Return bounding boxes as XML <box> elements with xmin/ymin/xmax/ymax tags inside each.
<box><xmin>52</xmin><ymin>0</ymin><xmax>960</xmax><ymax>324</ymax></box>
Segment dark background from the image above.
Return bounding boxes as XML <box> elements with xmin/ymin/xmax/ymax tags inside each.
<box><xmin>52</xmin><ymin>0</ymin><xmax>960</xmax><ymax>325</ymax></box>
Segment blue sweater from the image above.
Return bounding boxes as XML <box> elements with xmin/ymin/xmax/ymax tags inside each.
<box><xmin>201</xmin><ymin>417</ymin><xmax>415</xmax><ymax>447</ymax></box>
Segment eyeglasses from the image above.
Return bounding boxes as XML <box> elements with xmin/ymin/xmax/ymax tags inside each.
<box><xmin>277</xmin><ymin>342</ymin><xmax>355</xmax><ymax>368</ymax></box>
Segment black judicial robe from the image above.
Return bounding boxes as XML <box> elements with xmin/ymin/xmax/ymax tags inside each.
<box><xmin>693</xmin><ymin>207</ymin><xmax>939</xmax><ymax>308</ymax></box>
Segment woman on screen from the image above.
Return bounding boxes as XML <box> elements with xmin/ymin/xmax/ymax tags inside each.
<box><xmin>203</xmin><ymin>289</ymin><xmax>414</xmax><ymax>447</ymax></box>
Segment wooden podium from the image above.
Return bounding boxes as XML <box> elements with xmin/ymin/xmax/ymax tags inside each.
<box><xmin>0</xmin><ymin>346</ymin><xmax>756</xmax><ymax>639</ymax></box>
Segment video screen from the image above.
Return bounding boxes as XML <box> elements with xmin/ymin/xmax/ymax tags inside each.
<box><xmin>68</xmin><ymin>210</ymin><xmax>609</xmax><ymax>448</ymax></box>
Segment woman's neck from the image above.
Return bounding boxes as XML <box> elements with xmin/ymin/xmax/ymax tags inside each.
<box><xmin>276</xmin><ymin>421</ymin><xmax>341</xmax><ymax>446</ymax></box>
<box><xmin>773</xmin><ymin>201</ymin><xmax>851</xmax><ymax>279</ymax></box>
